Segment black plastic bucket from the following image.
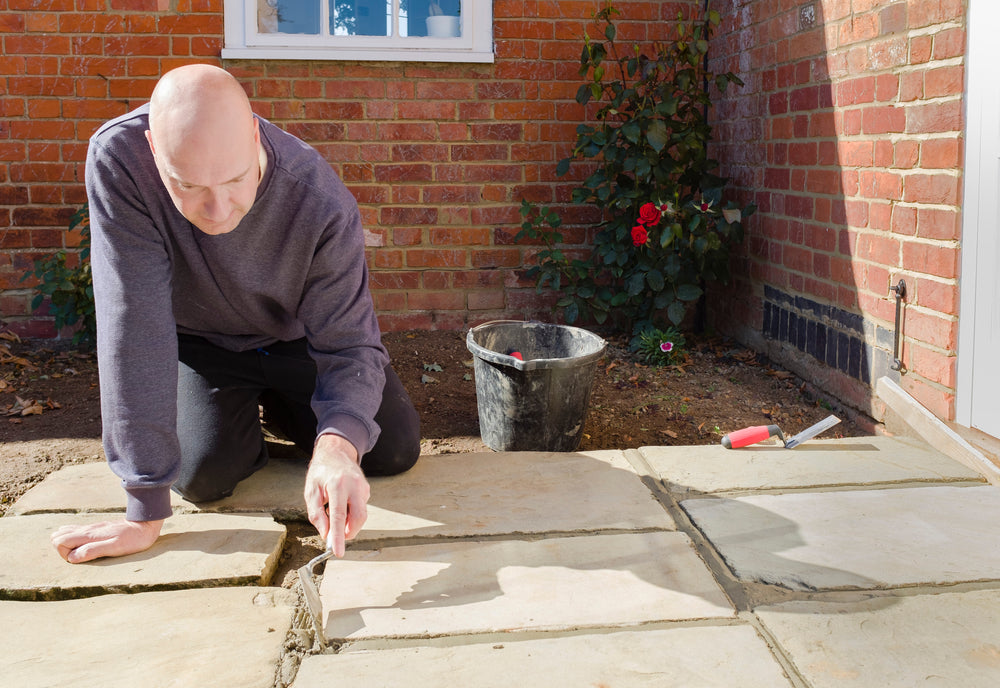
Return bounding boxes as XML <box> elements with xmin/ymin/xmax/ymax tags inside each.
<box><xmin>466</xmin><ymin>320</ymin><xmax>607</xmax><ymax>452</ymax></box>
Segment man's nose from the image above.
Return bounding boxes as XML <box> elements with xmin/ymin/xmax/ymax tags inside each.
<box><xmin>202</xmin><ymin>187</ymin><xmax>232</xmax><ymax>220</ymax></box>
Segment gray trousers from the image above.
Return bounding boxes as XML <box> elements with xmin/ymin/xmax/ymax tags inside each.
<box><xmin>173</xmin><ymin>334</ymin><xmax>420</xmax><ymax>503</ymax></box>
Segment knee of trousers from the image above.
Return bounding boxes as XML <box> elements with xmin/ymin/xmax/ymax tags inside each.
<box><xmin>171</xmin><ymin>444</ymin><xmax>266</xmax><ymax>504</ymax></box>
<box><xmin>171</xmin><ymin>472</ymin><xmax>235</xmax><ymax>504</ymax></box>
<box><xmin>364</xmin><ymin>435</ymin><xmax>421</xmax><ymax>477</ymax></box>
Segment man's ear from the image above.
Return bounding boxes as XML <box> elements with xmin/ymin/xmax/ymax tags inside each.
<box><xmin>145</xmin><ymin>129</ymin><xmax>156</xmax><ymax>156</ymax></box>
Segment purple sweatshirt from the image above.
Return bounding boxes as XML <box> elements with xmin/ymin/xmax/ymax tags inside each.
<box><xmin>86</xmin><ymin>104</ymin><xmax>388</xmax><ymax>522</ymax></box>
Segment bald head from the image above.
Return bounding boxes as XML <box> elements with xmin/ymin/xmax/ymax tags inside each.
<box><xmin>148</xmin><ymin>65</ymin><xmax>254</xmax><ymax>155</ymax></box>
<box><xmin>146</xmin><ymin>65</ymin><xmax>263</xmax><ymax>235</ymax></box>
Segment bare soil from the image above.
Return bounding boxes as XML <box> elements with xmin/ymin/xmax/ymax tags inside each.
<box><xmin>1</xmin><ymin>328</ymin><xmax>871</xmax><ymax>585</ymax></box>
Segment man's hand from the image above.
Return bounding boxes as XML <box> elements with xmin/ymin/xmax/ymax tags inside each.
<box><xmin>51</xmin><ymin>519</ymin><xmax>165</xmax><ymax>564</ymax></box>
<box><xmin>304</xmin><ymin>433</ymin><xmax>370</xmax><ymax>557</ymax></box>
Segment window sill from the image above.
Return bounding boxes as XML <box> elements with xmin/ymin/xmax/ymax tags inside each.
<box><xmin>221</xmin><ymin>45</ymin><xmax>494</xmax><ymax>63</ymax></box>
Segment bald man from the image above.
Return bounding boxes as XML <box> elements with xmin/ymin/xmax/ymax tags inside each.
<box><xmin>51</xmin><ymin>64</ymin><xmax>420</xmax><ymax>563</ymax></box>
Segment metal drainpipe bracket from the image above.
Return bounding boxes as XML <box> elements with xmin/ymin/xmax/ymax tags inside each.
<box><xmin>890</xmin><ymin>279</ymin><xmax>906</xmax><ymax>373</ymax></box>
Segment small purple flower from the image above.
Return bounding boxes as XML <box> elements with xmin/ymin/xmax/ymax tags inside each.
<box><xmin>660</xmin><ymin>341</ymin><xmax>674</xmax><ymax>353</ymax></box>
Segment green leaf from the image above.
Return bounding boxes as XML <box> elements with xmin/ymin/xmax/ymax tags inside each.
<box><xmin>622</xmin><ymin>120</ymin><xmax>641</xmax><ymax>143</ymax></box>
<box><xmin>668</xmin><ymin>300</ymin><xmax>686</xmax><ymax>325</ymax></box>
<box><xmin>564</xmin><ymin>301</ymin><xmax>580</xmax><ymax>324</ymax></box>
<box><xmin>605</xmin><ymin>22</ymin><xmax>616</xmax><ymax>42</ymax></box>
<box><xmin>646</xmin><ymin>269</ymin><xmax>664</xmax><ymax>292</ymax></box>
<box><xmin>625</xmin><ymin>272</ymin><xmax>646</xmax><ymax>296</ymax></box>
<box><xmin>677</xmin><ymin>283</ymin><xmax>703</xmax><ymax>302</ymax></box>
<box><xmin>646</xmin><ymin>120</ymin><xmax>668</xmax><ymax>152</ymax></box>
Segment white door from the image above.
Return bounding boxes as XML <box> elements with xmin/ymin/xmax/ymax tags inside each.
<box><xmin>957</xmin><ymin>0</ymin><xmax>1000</xmax><ymax>437</ymax></box>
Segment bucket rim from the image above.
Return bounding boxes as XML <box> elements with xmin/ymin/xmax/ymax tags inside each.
<box><xmin>465</xmin><ymin>319</ymin><xmax>607</xmax><ymax>371</ymax></box>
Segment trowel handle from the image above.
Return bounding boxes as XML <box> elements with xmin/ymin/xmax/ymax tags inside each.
<box><xmin>721</xmin><ymin>424</ymin><xmax>782</xmax><ymax>449</ymax></box>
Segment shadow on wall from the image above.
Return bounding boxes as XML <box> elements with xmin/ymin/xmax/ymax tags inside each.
<box><xmin>707</xmin><ymin>0</ymin><xmax>915</xmax><ymax>416</ymax></box>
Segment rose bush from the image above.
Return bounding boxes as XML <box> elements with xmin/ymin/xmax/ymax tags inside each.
<box><xmin>517</xmin><ymin>2</ymin><xmax>755</xmax><ymax>342</ymax></box>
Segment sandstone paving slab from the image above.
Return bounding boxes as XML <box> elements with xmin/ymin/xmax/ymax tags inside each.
<box><xmin>682</xmin><ymin>485</ymin><xmax>1000</xmax><ymax>591</ymax></box>
<box><xmin>0</xmin><ymin>512</ymin><xmax>286</xmax><ymax>599</ymax></box>
<box><xmin>0</xmin><ymin>586</ymin><xmax>296</xmax><ymax>688</ymax></box>
<box><xmin>9</xmin><ymin>459</ymin><xmax>308</xmax><ymax>517</ymax></box>
<box><xmin>319</xmin><ymin>531</ymin><xmax>733</xmax><ymax>640</ymax></box>
<box><xmin>293</xmin><ymin>624</ymin><xmax>793</xmax><ymax>687</ymax></box>
<box><xmin>640</xmin><ymin>435</ymin><xmax>982</xmax><ymax>495</ymax></box>
<box><xmin>755</xmin><ymin>589</ymin><xmax>1000</xmax><ymax>687</ymax></box>
<box><xmin>359</xmin><ymin>450</ymin><xmax>674</xmax><ymax>540</ymax></box>
<box><xmin>11</xmin><ymin>452</ymin><xmax>673</xmax><ymax>541</ymax></box>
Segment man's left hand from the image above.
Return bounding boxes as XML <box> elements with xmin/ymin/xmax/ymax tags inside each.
<box><xmin>304</xmin><ymin>434</ymin><xmax>369</xmax><ymax>557</ymax></box>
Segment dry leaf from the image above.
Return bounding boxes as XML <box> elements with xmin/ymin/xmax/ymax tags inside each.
<box><xmin>21</xmin><ymin>403</ymin><xmax>43</xmax><ymax>416</ymax></box>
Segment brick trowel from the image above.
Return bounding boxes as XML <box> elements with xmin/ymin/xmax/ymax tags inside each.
<box><xmin>298</xmin><ymin>547</ymin><xmax>333</xmax><ymax>649</ymax></box>
<box><xmin>721</xmin><ymin>414</ymin><xmax>841</xmax><ymax>449</ymax></box>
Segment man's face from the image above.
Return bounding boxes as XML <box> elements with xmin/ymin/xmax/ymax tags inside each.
<box><xmin>147</xmin><ymin>119</ymin><xmax>261</xmax><ymax>236</ymax></box>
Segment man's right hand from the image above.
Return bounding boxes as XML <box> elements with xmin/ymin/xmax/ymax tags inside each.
<box><xmin>51</xmin><ymin>519</ymin><xmax>165</xmax><ymax>564</ymax></box>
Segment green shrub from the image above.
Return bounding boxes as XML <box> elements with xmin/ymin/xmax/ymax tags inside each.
<box><xmin>517</xmin><ymin>2</ymin><xmax>755</xmax><ymax>344</ymax></box>
<box><xmin>21</xmin><ymin>203</ymin><xmax>95</xmax><ymax>348</ymax></box>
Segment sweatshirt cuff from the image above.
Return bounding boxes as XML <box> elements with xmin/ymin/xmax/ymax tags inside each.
<box><xmin>317</xmin><ymin>412</ymin><xmax>378</xmax><ymax>460</ymax></box>
<box><xmin>125</xmin><ymin>486</ymin><xmax>173</xmax><ymax>522</ymax></box>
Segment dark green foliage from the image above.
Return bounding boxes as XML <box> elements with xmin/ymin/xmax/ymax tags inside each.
<box><xmin>517</xmin><ymin>3</ymin><xmax>755</xmax><ymax>343</ymax></box>
<box><xmin>22</xmin><ymin>204</ymin><xmax>95</xmax><ymax>348</ymax></box>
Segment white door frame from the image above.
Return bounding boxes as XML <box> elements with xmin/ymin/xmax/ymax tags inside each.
<box><xmin>957</xmin><ymin>0</ymin><xmax>999</xmax><ymax>431</ymax></box>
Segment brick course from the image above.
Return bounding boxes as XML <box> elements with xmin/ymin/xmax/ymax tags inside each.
<box><xmin>0</xmin><ymin>1</ymin><xmax>971</xmax><ymax>425</ymax></box>
<box><xmin>5</xmin><ymin>0</ymin><xmax>682</xmax><ymax>335</ymax></box>
<box><xmin>710</xmin><ymin>0</ymin><xmax>966</xmax><ymax>421</ymax></box>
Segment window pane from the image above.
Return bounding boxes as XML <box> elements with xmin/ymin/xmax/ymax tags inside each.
<box><xmin>408</xmin><ymin>0</ymin><xmax>461</xmax><ymax>38</ymax></box>
<box><xmin>332</xmin><ymin>1</ymin><xmax>391</xmax><ymax>37</ymax></box>
<box><xmin>259</xmin><ymin>0</ymin><xmax>321</xmax><ymax>35</ymax></box>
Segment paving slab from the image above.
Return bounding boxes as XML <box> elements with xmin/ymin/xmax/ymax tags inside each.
<box><xmin>294</xmin><ymin>624</ymin><xmax>793</xmax><ymax>687</ymax></box>
<box><xmin>360</xmin><ymin>450</ymin><xmax>674</xmax><ymax>539</ymax></box>
<box><xmin>640</xmin><ymin>435</ymin><xmax>982</xmax><ymax>495</ymax></box>
<box><xmin>319</xmin><ymin>531</ymin><xmax>733</xmax><ymax>640</ymax></box>
<box><xmin>0</xmin><ymin>587</ymin><xmax>296</xmax><ymax>688</ymax></box>
<box><xmin>0</xmin><ymin>512</ymin><xmax>286</xmax><ymax>600</ymax></box>
<box><xmin>8</xmin><ymin>460</ymin><xmax>307</xmax><ymax>516</ymax></box>
<box><xmin>13</xmin><ymin>451</ymin><xmax>673</xmax><ymax>539</ymax></box>
<box><xmin>682</xmin><ymin>485</ymin><xmax>1000</xmax><ymax>590</ymax></box>
<box><xmin>756</xmin><ymin>589</ymin><xmax>1000</xmax><ymax>687</ymax></box>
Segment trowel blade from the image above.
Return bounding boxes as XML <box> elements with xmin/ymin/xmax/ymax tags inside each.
<box><xmin>784</xmin><ymin>414</ymin><xmax>841</xmax><ymax>448</ymax></box>
<box><xmin>297</xmin><ymin>549</ymin><xmax>333</xmax><ymax>650</ymax></box>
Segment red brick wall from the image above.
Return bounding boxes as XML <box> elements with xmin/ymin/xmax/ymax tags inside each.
<box><xmin>0</xmin><ymin>0</ymin><xmax>692</xmax><ymax>338</ymax></box>
<box><xmin>0</xmin><ymin>0</ymin><xmax>969</xmax><ymax>424</ymax></box>
<box><xmin>708</xmin><ymin>0</ymin><xmax>965</xmax><ymax>421</ymax></box>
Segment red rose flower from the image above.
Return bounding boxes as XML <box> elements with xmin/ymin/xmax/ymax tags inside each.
<box><xmin>638</xmin><ymin>202</ymin><xmax>661</xmax><ymax>226</ymax></box>
<box><xmin>631</xmin><ymin>224</ymin><xmax>648</xmax><ymax>246</ymax></box>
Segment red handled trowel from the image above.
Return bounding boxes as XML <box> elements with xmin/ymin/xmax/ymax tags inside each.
<box><xmin>721</xmin><ymin>414</ymin><xmax>841</xmax><ymax>449</ymax></box>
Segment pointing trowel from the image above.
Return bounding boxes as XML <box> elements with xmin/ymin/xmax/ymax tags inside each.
<box><xmin>721</xmin><ymin>414</ymin><xmax>841</xmax><ymax>449</ymax></box>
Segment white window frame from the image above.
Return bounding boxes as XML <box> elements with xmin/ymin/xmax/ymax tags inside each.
<box><xmin>222</xmin><ymin>0</ymin><xmax>494</xmax><ymax>63</ymax></box>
